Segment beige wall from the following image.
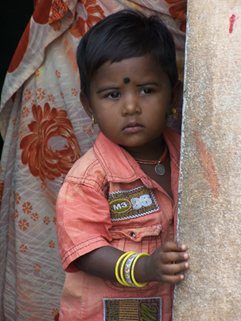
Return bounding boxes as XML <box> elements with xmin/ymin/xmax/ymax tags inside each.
<box><xmin>173</xmin><ymin>1</ymin><xmax>241</xmax><ymax>320</ymax></box>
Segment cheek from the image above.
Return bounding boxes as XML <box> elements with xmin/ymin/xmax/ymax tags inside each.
<box><xmin>144</xmin><ymin>105</ymin><xmax>167</xmax><ymax>129</ymax></box>
<box><xmin>95</xmin><ymin>108</ymin><xmax>114</xmax><ymax>122</ymax></box>
<box><xmin>94</xmin><ymin>109</ymin><xmax>119</xmax><ymax>133</ymax></box>
<box><xmin>92</xmin><ymin>101</ymin><xmax>107</xmax><ymax>121</ymax></box>
<box><xmin>143</xmin><ymin>99</ymin><xmax>169</xmax><ymax>118</ymax></box>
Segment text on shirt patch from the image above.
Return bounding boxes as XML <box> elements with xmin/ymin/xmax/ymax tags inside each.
<box><xmin>103</xmin><ymin>297</ymin><xmax>162</xmax><ymax>321</ymax></box>
<box><xmin>108</xmin><ymin>186</ymin><xmax>159</xmax><ymax>221</ymax></box>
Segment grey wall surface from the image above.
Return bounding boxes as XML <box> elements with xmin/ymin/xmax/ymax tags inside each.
<box><xmin>173</xmin><ymin>1</ymin><xmax>241</xmax><ymax>320</ymax></box>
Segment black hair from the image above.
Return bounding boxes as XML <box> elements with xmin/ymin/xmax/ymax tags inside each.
<box><xmin>77</xmin><ymin>9</ymin><xmax>178</xmax><ymax>97</ymax></box>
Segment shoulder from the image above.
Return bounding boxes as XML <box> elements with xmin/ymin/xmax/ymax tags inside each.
<box><xmin>64</xmin><ymin>147</ymin><xmax>107</xmax><ymax>191</ymax></box>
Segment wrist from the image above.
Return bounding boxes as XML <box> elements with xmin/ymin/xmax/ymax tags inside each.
<box><xmin>133</xmin><ymin>254</ymin><xmax>152</xmax><ymax>283</ymax></box>
<box><xmin>114</xmin><ymin>251</ymin><xmax>150</xmax><ymax>287</ymax></box>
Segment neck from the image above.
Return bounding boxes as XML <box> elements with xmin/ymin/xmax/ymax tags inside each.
<box><xmin>123</xmin><ymin>136</ymin><xmax>165</xmax><ymax>161</ymax></box>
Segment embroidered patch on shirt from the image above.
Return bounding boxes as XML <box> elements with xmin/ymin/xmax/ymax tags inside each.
<box><xmin>103</xmin><ymin>297</ymin><xmax>162</xmax><ymax>321</ymax></box>
<box><xmin>108</xmin><ymin>186</ymin><xmax>159</xmax><ymax>221</ymax></box>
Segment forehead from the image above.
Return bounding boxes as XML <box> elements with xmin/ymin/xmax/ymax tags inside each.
<box><xmin>91</xmin><ymin>55</ymin><xmax>168</xmax><ymax>85</ymax></box>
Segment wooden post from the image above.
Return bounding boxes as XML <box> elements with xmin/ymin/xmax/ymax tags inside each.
<box><xmin>173</xmin><ymin>1</ymin><xmax>241</xmax><ymax>320</ymax></box>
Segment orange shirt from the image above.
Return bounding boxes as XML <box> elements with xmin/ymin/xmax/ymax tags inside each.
<box><xmin>56</xmin><ymin>128</ymin><xmax>180</xmax><ymax>321</ymax></box>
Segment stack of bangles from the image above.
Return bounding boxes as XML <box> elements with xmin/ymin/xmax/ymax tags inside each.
<box><xmin>115</xmin><ymin>251</ymin><xmax>150</xmax><ymax>287</ymax></box>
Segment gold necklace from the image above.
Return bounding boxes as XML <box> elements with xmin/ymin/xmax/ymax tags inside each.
<box><xmin>135</xmin><ymin>145</ymin><xmax>168</xmax><ymax>176</ymax></box>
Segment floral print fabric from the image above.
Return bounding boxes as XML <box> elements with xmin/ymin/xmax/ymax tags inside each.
<box><xmin>20</xmin><ymin>103</ymin><xmax>81</xmax><ymax>181</ymax></box>
<box><xmin>0</xmin><ymin>0</ymin><xmax>186</xmax><ymax>320</ymax></box>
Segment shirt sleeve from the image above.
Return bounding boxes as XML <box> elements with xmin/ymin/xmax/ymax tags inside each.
<box><xmin>56</xmin><ymin>180</ymin><xmax>112</xmax><ymax>271</ymax></box>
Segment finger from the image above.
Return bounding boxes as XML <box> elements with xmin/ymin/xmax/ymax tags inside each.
<box><xmin>160</xmin><ymin>251</ymin><xmax>189</xmax><ymax>264</ymax></box>
<box><xmin>161</xmin><ymin>262</ymin><xmax>189</xmax><ymax>275</ymax></box>
<box><xmin>162</xmin><ymin>241</ymin><xmax>188</xmax><ymax>253</ymax></box>
<box><xmin>177</xmin><ymin>243</ymin><xmax>188</xmax><ymax>251</ymax></box>
<box><xmin>161</xmin><ymin>273</ymin><xmax>185</xmax><ymax>284</ymax></box>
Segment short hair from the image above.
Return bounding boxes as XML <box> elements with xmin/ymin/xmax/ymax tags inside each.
<box><xmin>77</xmin><ymin>9</ymin><xmax>178</xmax><ymax>97</ymax></box>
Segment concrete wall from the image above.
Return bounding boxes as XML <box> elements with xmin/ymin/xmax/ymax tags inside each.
<box><xmin>173</xmin><ymin>1</ymin><xmax>241</xmax><ymax>320</ymax></box>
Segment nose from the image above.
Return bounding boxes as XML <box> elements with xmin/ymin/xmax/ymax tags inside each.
<box><xmin>122</xmin><ymin>93</ymin><xmax>141</xmax><ymax>116</ymax></box>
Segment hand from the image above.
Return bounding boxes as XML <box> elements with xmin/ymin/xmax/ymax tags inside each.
<box><xmin>145</xmin><ymin>241</ymin><xmax>189</xmax><ymax>284</ymax></box>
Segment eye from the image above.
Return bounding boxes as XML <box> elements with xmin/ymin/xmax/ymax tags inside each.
<box><xmin>140</xmin><ymin>87</ymin><xmax>155</xmax><ymax>95</ymax></box>
<box><xmin>104</xmin><ymin>90</ymin><xmax>121</xmax><ymax>99</ymax></box>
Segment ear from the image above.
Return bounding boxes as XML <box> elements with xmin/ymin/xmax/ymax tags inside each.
<box><xmin>80</xmin><ymin>93</ymin><xmax>93</xmax><ymax>118</ymax></box>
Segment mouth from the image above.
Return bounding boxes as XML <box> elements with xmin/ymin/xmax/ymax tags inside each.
<box><xmin>122</xmin><ymin>122</ymin><xmax>144</xmax><ymax>134</ymax></box>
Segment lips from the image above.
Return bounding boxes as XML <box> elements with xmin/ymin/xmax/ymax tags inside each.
<box><xmin>122</xmin><ymin>122</ymin><xmax>144</xmax><ymax>134</ymax></box>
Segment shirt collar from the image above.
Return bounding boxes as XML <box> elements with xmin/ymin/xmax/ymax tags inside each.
<box><xmin>93</xmin><ymin>127</ymin><xmax>180</xmax><ymax>184</ymax></box>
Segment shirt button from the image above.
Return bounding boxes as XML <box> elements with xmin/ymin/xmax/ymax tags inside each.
<box><xmin>130</xmin><ymin>231</ymin><xmax>136</xmax><ymax>238</ymax></box>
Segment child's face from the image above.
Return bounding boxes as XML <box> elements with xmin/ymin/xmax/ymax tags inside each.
<box><xmin>83</xmin><ymin>55</ymin><xmax>173</xmax><ymax>154</ymax></box>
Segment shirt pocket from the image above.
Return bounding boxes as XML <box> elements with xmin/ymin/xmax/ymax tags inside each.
<box><xmin>110</xmin><ymin>224</ymin><xmax>162</xmax><ymax>242</ymax></box>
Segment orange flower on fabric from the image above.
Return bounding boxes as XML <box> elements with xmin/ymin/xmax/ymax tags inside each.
<box><xmin>18</xmin><ymin>219</ymin><xmax>30</xmax><ymax>231</ymax></box>
<box><xmin>165</xmin><ymin>0</ymin><xmax>187</xmax><ymax>32</ymax></box>
<box><xmin>12</xmin><ymin>210</ymin><xmax>19</xmax><ymax>220</ymax></box>
<box><xmin>48</xmin><ymin>0</ymin><xmax>69</xmax><ymax>24</ymax></box>
<box><xmin>33</xmin><ymin>263</ymin><xmax>41</xmax><ymax>272</ymax></box>
<box><xmin>22</xmin><ymin>201</ymin><xmax>33</xmax><ymax>214</ymax></box>
<box><xmin>49</xmin><ymin>240</ymin><xmax>55</xmax><ymax>248</ymax></box>
<box><xmin>20</xmin><ymin>103</ymin><xmax>81</xmax><ymax>181</ymax></box>
<box><xmin>31</xmin><ymin>212</ymin><xmax>39</xmax><ymax>221</ymax></box>
<box><xmin>43</xmin><ymin>216</ymin><xmax>51</xmax><ymax>225</ymax></box>
<box><xmin>70</xmin><ymin>0</ymin><xmax>105</xmax><ymax>38</ymax></box>
<box><xmin>19</xmin><ymin>244</ymin><xmax>28</xmax><ymax>253</ymax></box>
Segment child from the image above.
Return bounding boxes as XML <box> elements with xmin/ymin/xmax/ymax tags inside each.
<box><xmin>56</xmin><ymin>9</ymin><xmax>189</xmax><ymax>321</ymax></box>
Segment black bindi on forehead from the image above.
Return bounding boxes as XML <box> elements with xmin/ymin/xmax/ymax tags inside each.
<box><xmin>123</xmin><ymin>77</ymin><xmax>130</xmax><ymax>84</ymax></box>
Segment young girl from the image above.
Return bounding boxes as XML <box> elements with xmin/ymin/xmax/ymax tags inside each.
<box><xmin>56</xmin><ymin>9</ymin><xmax>189</xmax><ymax>321</ymax></box>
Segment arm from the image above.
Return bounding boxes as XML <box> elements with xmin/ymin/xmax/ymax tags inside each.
<box><xmin>57</xmin><ymin>176</ymin><xmax>189</xmax><ymax>284</ymax></box>
<box><xmin>74</xmin><ymin>242</ymin><xmax>189</xmax><ymax>284</ymax></box>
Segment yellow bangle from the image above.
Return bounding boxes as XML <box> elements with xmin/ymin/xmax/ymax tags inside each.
<box><xmin>130</xmin><ymin>252</ymin><xmax>150</xmax><ymax>288</ymax></box>
<box><xmin>120</xmin><ymin>251</ymin><xmax>135</xmax><ymax>286</ymax></box>
<box><xmin>115</xmin><ymin>252</ymin><xmax>134</xmax><ymax>286</ymax></box>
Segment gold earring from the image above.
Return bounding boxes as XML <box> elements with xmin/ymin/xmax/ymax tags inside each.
<box><xmin>171</xmin><ymin>107</ymin><xmax>178</xmax><ymax>119</ymax></box>
<box><xmin>91</xmin><ymin>115</ymin><xmax>95</xmax><ymax>128</ymax></box>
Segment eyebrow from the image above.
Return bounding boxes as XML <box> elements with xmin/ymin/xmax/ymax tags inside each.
<box><xmin>137</xmin><ymin>82</ymin><xmax>159</xmax><ymax>87</ymax></box>
<box><xmin>96</xmin><ymin>82</ymin><xmax>160</xmax><ymax>94</ymax></box>
<box><xmin>96</xmin><ymin>86</ymin><xmax>119</xmax><ymax>94</ymax></box>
